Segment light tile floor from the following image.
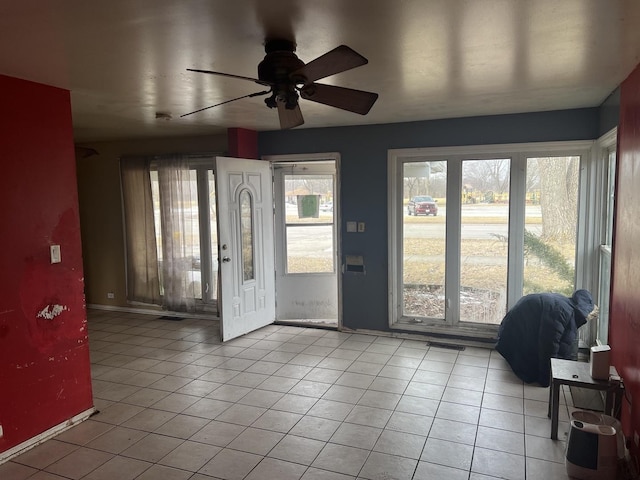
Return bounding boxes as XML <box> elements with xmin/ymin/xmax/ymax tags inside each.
<box><xmin>2</xmin><ymin>309</ymin><xmax>578</xmax><ymax>479</ymax></box>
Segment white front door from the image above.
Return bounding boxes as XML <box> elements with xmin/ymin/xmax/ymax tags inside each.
<box><xmin>215</xmin><ymin>156</ymin><xmax>275</xmax><ymax>341</ymax></box>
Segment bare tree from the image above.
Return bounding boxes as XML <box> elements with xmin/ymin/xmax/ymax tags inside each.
<box><xmin>538</xmin><ymin>157</ymin><xmax>579</xmax><ymax>241</ymax></box>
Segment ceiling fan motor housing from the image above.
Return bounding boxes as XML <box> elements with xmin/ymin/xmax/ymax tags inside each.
<box><xmin>259</xmin><ymin>39</ymin><xmax>305</xmax><ymax>109</ymax></box>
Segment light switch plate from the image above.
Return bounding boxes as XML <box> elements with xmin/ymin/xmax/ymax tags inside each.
<box><xmin>346</xmin><ymin>221</ymin><xmax>357</xmax><ymax>233</ymax></box>
<box><xmin>50</xmin><ymin>245</ymin><xmax>61</xmax><ymax>264</ymax></box>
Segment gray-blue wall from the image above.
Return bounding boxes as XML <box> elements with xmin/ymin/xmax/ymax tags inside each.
<box><xmin>258</xmin><ymin>108</ymin><xmax>599</xmax><ymax>333</ymax></box>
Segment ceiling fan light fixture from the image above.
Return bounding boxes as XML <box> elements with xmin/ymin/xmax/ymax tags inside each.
<box><xmin>182</xmin><ymin>39</ymin><xmax>378</xmax><ymax>128</ymax></box>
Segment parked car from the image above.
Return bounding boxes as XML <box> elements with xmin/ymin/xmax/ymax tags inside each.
<box><xmin>407</xmin><ymin>195</ymin><xmax>438</xmax><ymax>216</ymax></box>
<box><xmin>320</xmin><ymin>201</ymin><xmax>333</xmax><ymax>212</ymax></box>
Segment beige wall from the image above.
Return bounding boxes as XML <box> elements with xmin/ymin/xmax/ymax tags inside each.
<box><xmin>76</xmin><ymin>135</ymin><xmax>227</xmax><ymax>309</ymax></box>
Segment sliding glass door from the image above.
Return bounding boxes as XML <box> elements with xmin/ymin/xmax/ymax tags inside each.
<box><xmin>389</xmin><ymin>142</ymin><xmax>592</xmax><ymax>336</ymax></box>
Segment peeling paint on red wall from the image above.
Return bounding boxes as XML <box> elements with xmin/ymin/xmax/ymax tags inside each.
<box><xmin>0</xmin><ymin>74</ymin><xmax>93</xmax><ymax>454</ymax></box>
<box><xmin>611</xmin><ymin>61</ymin><xmax>640</xmax><ymax>464</ymax></box>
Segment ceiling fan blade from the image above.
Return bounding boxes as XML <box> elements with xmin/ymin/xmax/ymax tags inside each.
<box><xmin>186</xmin><ymin>68</ymin><xmax>273</xmax><ymax>87</ymax></box>
<box><xmin>276</xmin><ymin>99</ymin><xmax>304</xmax><ymax>129</ymax></box>
<box><xmin>291</xmin><ymin>45</ymin><xmax>368</xmax><ymax>83</ymax></box>
<box><xmin>300</xmin><ymin>83</ymin><xmax>378</xmax><ymax>115</ymax></box>
<box><xmin>180</xmin><ymin>90</ymin><xmax>271</xmax><ymax>117</ymax></box>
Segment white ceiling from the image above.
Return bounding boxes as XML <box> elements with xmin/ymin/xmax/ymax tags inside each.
<box><xmin>2</xmin><ymin>0</ymin><xmax>640</xmax><ymax>142</ymax></box>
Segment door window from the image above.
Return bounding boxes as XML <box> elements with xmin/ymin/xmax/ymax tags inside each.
<box><xmin>283</xmin><ymin>173</ymin><xmax>335</xmax><ymax>274</ymax></box>
<box><xmin>239</xmin><ymin>189</ymin><xmax>255</xmax><ymax>282</ymax></box>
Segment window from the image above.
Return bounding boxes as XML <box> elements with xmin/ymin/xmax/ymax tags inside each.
<box><xmin>282</xmin><ymin>172</ymin><xmax>335</xmax><ymax>274</ymax></box>
<box><xmin>597</xmin><ymin>129</ymin><xmax>617</xmax><ymax>345</ymax></box>
<box><xmin>149</xmin><ymin>158</ymin><xmax>218</xmax><ymax>311</ymax></box>
<box><xmin>389</xmin><ymin>142</ymin><xmax>593</xmax><ymax>336</ymax></box>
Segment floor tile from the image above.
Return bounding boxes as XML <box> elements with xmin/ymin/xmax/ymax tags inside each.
<box><xmin>307</xmin><ymin>399</ymin><xmax>355</xmax><ymax>421</ymax></box>
<box><xmin>121</xmin><ymin>407</ymin><xmax>176</xmax><ymax>431</ymax></box>
<box><xmin>436</xmin><ymin>401</ymin><xmax>481</xmax><ymax>424</ymax></box>
<box><xmin>227</xmin><ymin>427</ymin><xmax>284</xmax><ymax>455</ymax></box>
<box><xmin>344</xmin><ymin>405</ymin><xmax>393</xmax><ymax>428</ymax></box>
<box><xmin>20</xmin><ymin>472</ymin><xmax>69</xmax><ymax>480</ymax></box>
<box><xmin>385</xmin><ymin>411</ymin><xmax>434</xmax><ymax>437</ymax></box>
<box><xmin>289</xmin><ymin>415</ymin><xmax>342</xmax><ymax>441</ymax></box>
<box><xmin>81</xmin><ymin>455</ymin><xmax>151</xmax><ymax>480</ymax></box>
<box><xmin>471</xmin><ymin>446</ymin><xmax>526</xmax><ymax>480</ymax></box>
<box><xmin>0</xmin><ymin>461</ymin><xmax>38</xmax><ymax>479</ymax></box>
<box><xmin>479</xmin><ymin>407</ymin><xmax>524</xmax><ymax>433</ymax></box>
<box><xmin>215</xmin><ymin>403</ymin><xmax>267</xmax><ymax>426</ymax></box>
<box><xmin>329</xmin><ymin>423</ymin><xmax>381</xmax><ymax>450</ymax></box>
<box><xmin>414</xmin><ymin>460</ymin><xmax>469</xmax><ymax>479</ymax></box>
<box><xmin>272</xmin><ymin>393</ymin><xmax>319</xmax><ymax>414</ymax></box>
<box><xmin>525</xmin><ymin>434</ymin><xmax>567</xmax><ymax>463</ymax></box>
<box><xmin>396</xmin><ymin>395</ymin><xmax>439</xmax><ymax>417</ymax></box>
<box><xmin>420</xmin><ymin>437</ymin><xmax>473</xmax><ymax>470</ymax></box>
<box><xmin>11</xmin><ymin>439</ymin><xmax>77</xmax><ymax>469</ymax></box>
<box><xmin>359</xmin><ymin>451</ymin><xmax>418</xmax><ymax>480</ymax></box>
<box><xmin>86</xmin><ymin>425</ymin><xmax>148</xmax><ymax>453</ymax></box>
<box><xmin>245</xmin><ymin>457</ymin><xmax>307</xmax><ymax>480</ymax></box>
<box><xmin>268</xmin><ymin>434</ymin><xmax>326</xmax><ymax>465</ymax></box>
<box><xmin>373</xmin><ymin>429</ymin><xmax>426</xmax><ymax>459</ymax></box>
<box><xmin>289</xmin><ymin>380</ymin><xmax>333</xmax><ymax>398</ymax></box>
<box><xmin>357</xmin><ymin>390</ymin><xmax>402</xmax><ymax>410</ymax></box>
<box><xmin>301</xmin><ymin>467</ymin><xmax>355</xmax><ymax>479</ymax></box>
<box><xmin>54</xmin><ymin>420</ymin><xmax>114</xmax><ymax>446</ymax></box>
<box><xmin>251</xmin><ymin>409</ymin><xmax>303</xmax><ymax>433</ymax></box>
<box><xmin>238</xmin><ymin>388</ymin><xmax>285</xmax><ymax>408</ymax></box>
<box><xmin>158</xmin><ymin>440</ymin><xmax>221</xmax><ymax>471</ymax></box>
<box><xmin>120</xmin><ymin>432</ymin><xmax>184</xmax><ymax>463</ymax></box>
<box><xmin>476</xmin><ymin>425</ymin><xmax>525</xmax><ymax>455</ymax></box>
<box><xmin>154</xmin><ymin>413</ymin><xmax>210</xmax><ymax>439</ymax></box>
<box><xmin>183</xmin><ymin>397</ymin><xmax>234</xmax><ymax>419</ymax></box>
<box><xmin>312</xmin><ymin>443</ymin><xmax>369</xmax><ymax>477</ymax></box>
<box><xmin>45</xmin><ymin>446</ymin><xmax>113</xmax><ymax>479</ymax></box>
<box><xmin>135</xmin><ymin>464</ymin><xmax>192</xmax><ymax>480</ymax></box>
<box><xmin>526</xmin><ymin>456</ymin><xmax>572</xmax><ymax>480</ymax></box>
<box><xmin>428</xmin><ymin>418</ymin><xmax>478</xmax><ymax>445</ymax></box>
<box><xmin>322</xmin><ymin>385</ymin><xmax>365</xmax><ymax>404</ymax></box>
<box><xmin>482</xmin><ymin>392</ymin><xmax>524</xmax><ymax>414</ymax></box>
<box><xmin>199</xmin><ymin>448</ymin><xmax>263</xmax><ymax>480</ymax></box>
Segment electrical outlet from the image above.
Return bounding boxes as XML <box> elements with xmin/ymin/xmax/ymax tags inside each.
<box><xmin>357</xmin><ymin>222</ymin><xmax>365</xmax><ymax>233</ymax></box>
<box><xmin>0</xmin><ymin>424</ymin><xmax>3</xmax><ymax>438</ymax></box>
<box><xmin>107</xmin><ymin>292</ymin><xmax>115</xmax><ymax>299</ymax></box>
<box><xmin>634</xmin><ymin>431</ymin><xmax>639</xmax><ymax>447</ymax></box>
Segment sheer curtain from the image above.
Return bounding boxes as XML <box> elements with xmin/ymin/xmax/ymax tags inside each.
<box><xmin>121</xmin><ymin>154</ymin><xmax>200</xmax><ymax>313</ymax></box>
<box><xmin>120</xmin><ymin>157</ymin><xmax>161</xmax><ymax>305</ymax></box>
<box><xmin>157</xmin><ymin>155</ymin><xmax>199</xmax><ymax>312</ymax></box>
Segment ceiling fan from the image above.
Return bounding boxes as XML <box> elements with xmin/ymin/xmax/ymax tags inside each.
<box><xmin>181</xmin><ymin>39</ymin><xmax>379</xmax><ymax>129</ymax></box>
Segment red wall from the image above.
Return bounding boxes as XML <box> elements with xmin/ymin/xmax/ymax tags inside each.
<box><xmin>0</xmin><ymin>75</ymin><xmax>93</xmax><ymax>453</ymax></box>
<box><xmin>611</xmin><ymin>62</ymin><xmax>640</xmax><ymax>460</ymax></box>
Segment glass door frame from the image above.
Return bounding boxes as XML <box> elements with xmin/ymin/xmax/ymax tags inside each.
<box><xmin>388</xmin><ymin>141</ymin><xmax>594</xmax><ymax>338</ymax></box>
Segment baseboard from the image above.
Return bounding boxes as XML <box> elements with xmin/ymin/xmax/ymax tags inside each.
<box><xmin>0</xmin><ymin>407</ymin><xmax>96</xmax><ymax>465</ymax></box>
<box><xmin>87</xmin><ymin>303</ymin><xmax>219</xmax><ymax>321</ymax></box>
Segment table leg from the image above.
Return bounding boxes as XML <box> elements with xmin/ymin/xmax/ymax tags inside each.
<box><xmin>550</xmin><ymin>380</ymin><xmax>560</xmax><ymax>440</ymax></box>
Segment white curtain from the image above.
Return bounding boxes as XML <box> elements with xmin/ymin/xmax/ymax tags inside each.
<box><xmin>157</xmin><ymin>155</ymin><xmax>200</xmax><ymax>313</ymax></box>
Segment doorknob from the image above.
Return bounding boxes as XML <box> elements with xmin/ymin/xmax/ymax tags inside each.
<box><xmin>222</xmin><ymin>256</ymin><xmax>231</xmax><ymax>263</ymax></box>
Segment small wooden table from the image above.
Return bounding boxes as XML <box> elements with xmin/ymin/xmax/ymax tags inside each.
<box><xmin>548</xmin><ymin>358</ymin><xmax>621</xmax><ymax>440</ymax></box>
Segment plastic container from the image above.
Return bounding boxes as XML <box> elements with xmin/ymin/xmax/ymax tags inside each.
<box><xmin>571</xmin><ymin>410</ymin><xmax>625</xmax><ymax>459</ymax></box>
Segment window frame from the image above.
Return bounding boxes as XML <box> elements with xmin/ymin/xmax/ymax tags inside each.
<box><xmin>388</xmin><ymin>141</ymin><xmax>594</xmax><ymax>337</ymax></box>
